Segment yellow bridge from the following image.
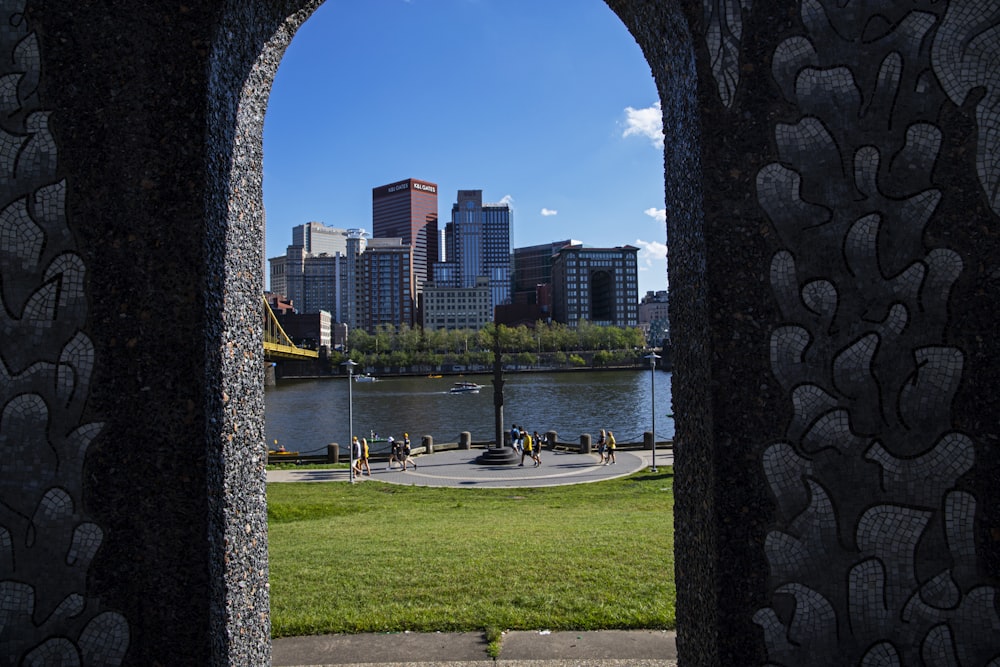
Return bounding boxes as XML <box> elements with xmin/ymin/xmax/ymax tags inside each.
<box><xmin>263</xmin><ymin>297</ymin><xmax>319</xmax><ymax>361</ymax></box>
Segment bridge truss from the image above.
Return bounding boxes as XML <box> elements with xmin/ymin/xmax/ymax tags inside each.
<box><xmin>263</xmin><ymin>297</ymin><xmax>319</xmax><ymax>361</ymax></box>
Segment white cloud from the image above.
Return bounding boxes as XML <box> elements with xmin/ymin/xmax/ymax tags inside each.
<box><xmin>634</xmin><ymin>238</ymin><xmax>669</xmax><ymax>292</ymax></box>
<box><xmin>499</xmin><ymin>194</ymin><xmax>514</xmax><ymax>207</ymax></box>
<box><xmin>540</xmin><ymin>208</ymin><xmax>558</xmax><ymax>216</ymax></box>
<box><xmin>635</xmin><ymin>238</ymin><xmax>668</xmax><ymax>264</ymax></box>
<box><xmin>623</xmin><ymin>102</ymin><xmax>663</xmax><ymax>150</ymax></box>
<box><xmin>644</xmin><ymin>207</ymin><xmax>666</xmax><ymax>224</ymax></box>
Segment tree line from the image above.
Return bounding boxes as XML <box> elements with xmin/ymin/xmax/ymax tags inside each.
<box><xmin>329</xmin><ymin>320</ymin><xmax>650</xmax><ymax>372</ymax></box>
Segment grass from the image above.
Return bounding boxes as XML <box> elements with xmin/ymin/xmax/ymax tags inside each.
<box><xmin>267</xmin><ymin>468</ymin><xmax>675</xmax><ymax>638</ymax></box>
<box><xmin>484</xmin><ymin>625</ymin><xmax>503</xmax><ymax>659</ymax></box>
<box><xmin>267</xmin><ymin>462</ymin><xmax>346</xmax><ymax>470</ymax></box>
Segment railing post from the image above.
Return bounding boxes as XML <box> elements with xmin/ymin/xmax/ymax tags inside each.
<box><xmin>546</xmin><ymin>430</ymin><xmax>557</xmax><ymax>450</ymax></box>
<box><xmin>644</xmin><ymin>431</ymin><xmax>655</xmax><ymax>450</ymax></box>
<box><xmin>327</xmin><ymin>443</ymin><xmax>339</xmax><ymax>463</ymax></box>
<box><xmin>579</xmin><ymin>433</ymin><xmax>592</xmax><ymax>454</ymax></box>
<box><xmin>422</xmin><ymin>435</ymin><xmax>433</xmax><ymax>454</ymax></box>
<box><xmin>459</xmin><ymin>431</ymin><xmax>471</xmax><ymax>450</ymax></box>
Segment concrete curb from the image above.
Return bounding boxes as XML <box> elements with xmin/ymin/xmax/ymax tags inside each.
<box><xmin>272</xmin><ymin>630</ymin><xmax>677</xmax><ymax>666</ymax></box>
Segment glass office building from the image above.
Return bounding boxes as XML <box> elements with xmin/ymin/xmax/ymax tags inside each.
<box><xmin>439</xmin><ymin>190</ymin><xmax>512</xmax><ymax>314</ymax></box>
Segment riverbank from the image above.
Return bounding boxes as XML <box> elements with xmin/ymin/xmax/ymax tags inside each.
<box><xmin>266</xmin><ymin>369</ymin><xmax>674</xmax><ymax>462</ymax></box>
<box><xmin>278</xmin><ymin>361</ymin><xmax>671</xmax><ymax>381</ymax></box>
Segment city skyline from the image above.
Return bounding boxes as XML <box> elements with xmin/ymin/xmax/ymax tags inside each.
<box><xmin>263</xmin><ymin>0</ymin><xmax>668</xmax><ymax>298</ymax></box>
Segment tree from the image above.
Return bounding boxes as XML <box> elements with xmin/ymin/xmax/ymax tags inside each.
<box><xmin>349</xmin><ymin>328</ymin><xmax>374</xmax><ymax>353</ymax></box>
<box><xmin>374</xmin><ymin>324</ymin><xmax>394</xmax><ymax>353</ymax></box>
<box><xmin>592</xmin><ymin>350</ymin><xmax>612</xmax><ymax>367</ymax></box>
<box><xmin>396</xmin><ymin>323</ymin><xmax>421</xmax><ymax>351</ymax></box>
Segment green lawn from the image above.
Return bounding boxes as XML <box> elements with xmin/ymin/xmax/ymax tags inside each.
<box><xmin>267</xmin><ymin>469</ymin><xmax>675</xmax><ymax>637</ymax></box>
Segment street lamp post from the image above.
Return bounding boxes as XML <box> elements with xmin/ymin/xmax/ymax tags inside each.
<box><xmin>645</xmin><ymin>352</ymin><xmax>661</xmax><ymax>473</ymax></box>
<box><xmin>342</xmin><ymin>359</ymin><xmax>358</xmax><ymax>483</ymax></box>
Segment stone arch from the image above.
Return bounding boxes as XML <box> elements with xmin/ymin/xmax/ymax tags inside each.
<box><xmin>4</xmin><ymin>1</ymin><xmax>999</xmax><ymax>665</ymax></box>
<box><xmin>590</xmin><ymin>270</ymin><xmax>614</xmax><ymax>320</ymax></box>
<box><xmin>208</xmin><ymin>3</ymin><xmax>1000</xmax><ymax>665</ymax></box>
<box><xmin>208</xmin><ymin>1</ymin><xmax>711</xmax><ymax>663</ymax></box>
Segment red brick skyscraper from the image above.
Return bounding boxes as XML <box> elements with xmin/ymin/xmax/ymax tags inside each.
<box><xmin>372</xmin><ymin>178</ymin><xmax>439</xmax><ymax>311</ymax></box>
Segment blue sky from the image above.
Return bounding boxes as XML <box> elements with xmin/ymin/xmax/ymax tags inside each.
<box><xmin>263</xmin><ymin>0</ymin><xmax>667</xmax><ymax>296</ymax></box>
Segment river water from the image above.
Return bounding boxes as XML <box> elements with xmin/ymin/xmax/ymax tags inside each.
<box><xmin>264</xmin><ymin>369</ymin><xmax>673</xmax><ymax>456</ymax></box>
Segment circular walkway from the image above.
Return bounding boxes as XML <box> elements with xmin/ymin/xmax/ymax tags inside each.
<box><xmin>266</xmin><ymin>448</ymin><xmax>672</xmax><ymax>488</ymax></box>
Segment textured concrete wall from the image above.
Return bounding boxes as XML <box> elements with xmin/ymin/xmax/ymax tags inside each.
<box><xmin>1</xmin><ymin>0</ymin><xmax>998</xmax><ymax>665</ymax></box>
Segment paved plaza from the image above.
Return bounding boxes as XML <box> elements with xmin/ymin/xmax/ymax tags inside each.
<box><xmin>266</xmin><ymin>447</ymin><xmax>672</xmax><ymax>488</ymax></box>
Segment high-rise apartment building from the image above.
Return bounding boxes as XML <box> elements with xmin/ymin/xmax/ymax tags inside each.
<box><xmin>372</xmin><ymin>178</ymin><xmax>438</xmax><ymax>301</ymax></box>
<box><xmin>551</xmin><ymin>245</ymin><xmax>639</xmax><ymax>328</ymax></box>
<box><xmin>436</xmin><ymin>190</ymin><xmax>512</xmax><ymax>315</ymax></box>
<box><xmin>360</xmin><ymin>238</ymin><xmax>413</xmax><ymax>331</ymax></box>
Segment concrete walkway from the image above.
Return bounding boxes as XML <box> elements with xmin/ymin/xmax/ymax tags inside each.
<box><xmin>272</xmin><ymin>629</ymin><xmax>678</xmax><ymax>666</ymax></box>
<box><xmin>266</xmin><ymin>446</ymin><xmax>673</xmax><ymax>489</ymax></box>
<box><xmin>268</xmin><ymin>446</ymin><xmax>676</xmax><ymax>666</ymax></box>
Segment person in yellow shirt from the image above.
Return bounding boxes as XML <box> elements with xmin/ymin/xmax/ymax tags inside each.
<box><xmin>519</xmin><ymin>430</ymin><xmax>533</xmax><ymax>467</ymax></box>
<box><xmin>606</xmin><ymin>430</ymin><xmax>617</xmax><ymax>465</ymax></box>
<box><xmin>359</xmin><ymin>437</ymin><xmax>372</xmax><ymax>476</ymax></box>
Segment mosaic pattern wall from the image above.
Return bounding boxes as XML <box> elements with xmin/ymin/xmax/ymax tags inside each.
<box><xmin>703</xmin><ymin>1</ymin><xmax>1000</xmax><ymax>664</ymax></box>
<box><xmin>0</xmin><ymin>1</ymin><xmax>128</xmax><ymax>663</ymax></box>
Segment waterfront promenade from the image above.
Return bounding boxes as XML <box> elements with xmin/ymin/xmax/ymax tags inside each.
<box><xmin>266</xmin><ymin>446</ymin><xmax>672</xmax><ymax>488</ymax></box>
<box><xmin>268</xmin><ymin>447</ymin><xmax>677</xmax><ymax>666</ymax></box>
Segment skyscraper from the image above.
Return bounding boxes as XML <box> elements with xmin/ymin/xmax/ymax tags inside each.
<box><xmin>268</xmin><ymin>223</ymin><xmax>370</xmax><ymax>330</ymax></box>
<box><xmin>360</xmin><ymin>238</ymin><xmax>413</xmax><ymax>331</ymax></box>
<box><xmin>292</xmin><ymin>221</ymin><xmax>349</xmax><ymax>256</ymax></box>
<box><xmin>372</xmin><ymin>178</ymin><xmax>438</xmax><ymax>301</ymax></box>
<box><xmin>438</xmin><ymin>190</ymin><xmax>512</xmax><ymax>314</ymax></box>
<box><xmin>269</xmin><ymin>222</ymin><xmax>352</xmax><ymax>316</ymax></box>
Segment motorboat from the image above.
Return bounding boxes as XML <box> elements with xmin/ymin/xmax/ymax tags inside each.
<box><xmin>449</xmin><ymin>381</ymin><xmax>482</xmax><ymax>394</ymax></box>
<box><xmin>354</xmin><ymin>373</ymin><xmax>379</xmax><ymax>383</ymax></box>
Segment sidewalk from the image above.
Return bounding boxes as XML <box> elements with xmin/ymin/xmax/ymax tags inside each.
<box><xmin>272</xmin><ymin>629</ymin><xmax>678</xmax><ymax>666</ymax></box>
<box><xmin>268</xmin><ymin>448</ymin><xmax>675</xmax><ymax>666</ymax></box>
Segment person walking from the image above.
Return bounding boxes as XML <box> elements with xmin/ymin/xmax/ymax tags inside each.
<box><xmin>510</xmin><ymin>423</ymin><xmax>521</xmax><ymax>454</ymax></box>
<box><xmin>519</xmin><ymin>430</ymin><xmax>533</xmax><ymax>466</ymax></box>
<box><xmin>606</xmin><ymin>430</ymin><xmax>617</xmax><ymax>465</ymax></box>
<box><xmin>386</xmin><ymin>435</ymin><xmax>399</xmax><ymax>470</ymax></box>
<box><xmin>532</xmin><ymin>431</ymin><xmax>543</xmax><ymax>467</ymax></box>
<box><xmin>351</xmin><ymin>436</ymin><xmax>363</xmax><ymax>477</ymax></box>
<box><xmin>597</xmin><ymin>429</ymin><xmax>607</xmax><ymax>464</ymax></box>
<box><xmin>401</xmin><ymin>433</ymin><xmax>418</xmax><ymax>471</ymax></box>
<box><xmin>360</xmin><ymin>436</ymin><xmax>372</xmax><ymax>476</ymax></box>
